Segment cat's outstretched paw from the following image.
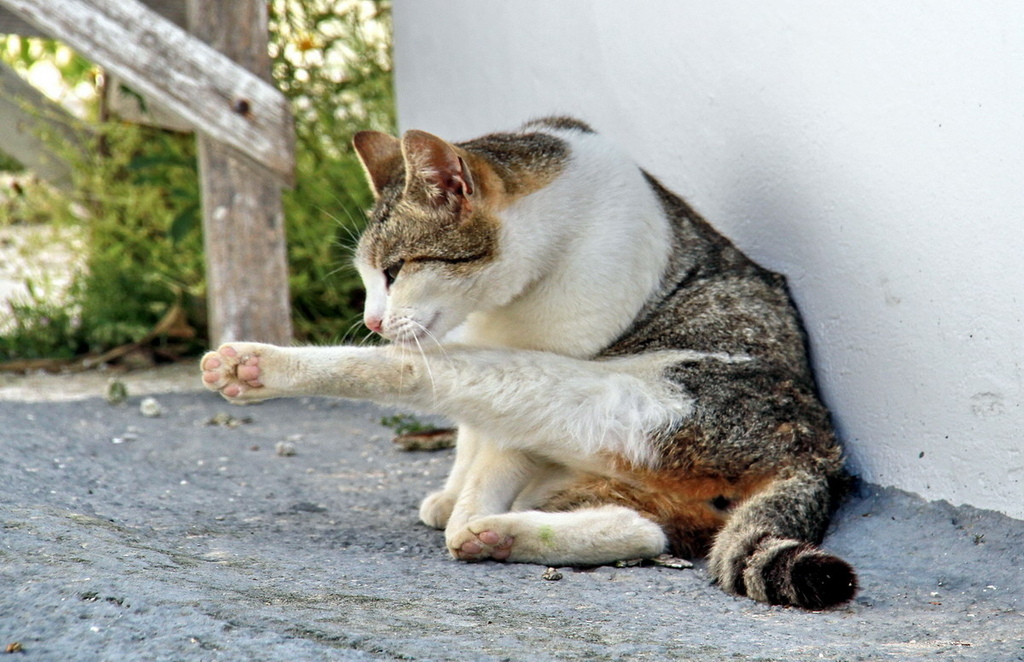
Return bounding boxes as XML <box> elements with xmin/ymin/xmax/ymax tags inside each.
<box><xmin>201</xmin><ymin>343</ymin><xmax>269</xmax><ymax>402</ymax></box>
<box><xmin>449</xmin><ymin>528</ymin><xmax>515</xmax><ymax>562</ymax></box>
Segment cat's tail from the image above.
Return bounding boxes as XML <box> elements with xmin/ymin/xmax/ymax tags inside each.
<box><xmin>707</xmin><ymin>470</ymin><xmax>857</xmax><ymax>610</ymax></box>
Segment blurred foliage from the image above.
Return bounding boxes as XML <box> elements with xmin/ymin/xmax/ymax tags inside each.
<box><xmin>380</xmin><ymin>413</ymin><xmax>433</xmax><ymax>436</ymax></box>
<box><xmin>270</xmin><ymin>0</ymin><xmax>394</xmax><ymax>343</ymax></box>
<box><xmin>0</xmin><ymin>1</ymin><xmax>394</xmax><ymax>363</ymax></box>
<box><xmin>0</xmin><ymin>121</ymin><xmax>205</xmax><ymax>361</ymax></box>
<box><xmin>1</xmin><ymin>278</ymin><xmax>83</xmax><ymax>361</ymax></box>
<box><xmin>0</xmin><ymin>151</ymin><xmax>23</xmax><ymax>172</ymax></box>
<box><xmin>0</xmin><ymin>35</ymin><xmax>98</xmax><ymax>118</ymax></box>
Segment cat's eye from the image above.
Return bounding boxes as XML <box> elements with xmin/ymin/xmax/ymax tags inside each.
<box><xmin>384</xmin><ymin>260</ymin><xmax>404</xmax><ymax>288</ymax></box>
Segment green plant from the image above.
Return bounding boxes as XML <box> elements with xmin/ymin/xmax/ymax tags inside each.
<box><xmin>74</xmin><ymin>125</ymin><xmax>205</xmax><ymax>351</ymax></box>
<box><xmin>0</xmin><ymin>121</ymin><xmax>206</xmax><ymax>362</ymax></box>
<box><xmin>0</xmin><ymin>151</ymin><xmax>23</xmax><ymax>172</ymax></box>
<box><xmin>0</xmin><ymin>278</ymin><xmax>82</xmax><ymax>361</ymax></box>
<box><xmin>380</xmin><ymin>413</ymin><xmax>433</xmax><ymax>437</ymax></box>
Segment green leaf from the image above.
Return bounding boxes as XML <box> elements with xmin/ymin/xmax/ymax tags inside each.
<box><xmin>169</xmin><ymin>203</ymin><xmax>200</xmax><ymax>245</ymax></box>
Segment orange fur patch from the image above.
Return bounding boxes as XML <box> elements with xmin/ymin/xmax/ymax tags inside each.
<box><xmin>544</xmin><ymin>462</ymin><xmax>776</xmax><ymax>558</ymax></box>
<box><xmin>459</xmin><ymin>150</ymin><xmax>562</xmax><ymax>210</ymax></box>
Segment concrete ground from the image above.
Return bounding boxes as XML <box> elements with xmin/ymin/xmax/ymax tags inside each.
<box><xmin>1</xmin><ymin>366</ymin><xmax>1022</xmax><ymax>661</ymax></box>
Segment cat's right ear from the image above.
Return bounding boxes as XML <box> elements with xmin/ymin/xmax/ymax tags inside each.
<box><xmin>401</xmin><ymin>130</ymin><xmax>475</xmax><ymax>208</ymax></box>
<box><xmin>353</xmin><ymin>131</ymin><xmax>403</xmax><ymax>198</ymax></box>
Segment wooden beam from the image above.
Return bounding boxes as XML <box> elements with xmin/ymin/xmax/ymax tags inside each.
<box><xmin>0</xmin><ymin>0</ymin><xmax>187</xmax><ymax>36</ymax></box>
<box><xmin>0</xmin><ymin>61</ymin><xmax>78</xmax><ymax>188</ymax></box>
<box><xmin>188</xmin><ymin>0</ymin><xmax>293</xmax><ymax>345</ymax></box>
<box><xmin>0</xmin><ymin>0</ymin><xmax>295</xmax><ymax>185</ymax></box>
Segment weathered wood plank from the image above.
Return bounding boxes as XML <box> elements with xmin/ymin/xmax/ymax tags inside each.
<box><xmin>0</xmin><ymin>61</ymin><xmax>78</xmax><ymax>188</ymax></box>
<box><xmin>0</xmin><ymin>0</ymin><xmax>187</xmax><ymax>36</ymax></box>
<box><xmin>0</xmin><ymin>0</ymin><xmax>295</xmax><ymax>185</ymax></box>
<box><xmin>189</xmin><ymin>0</ymin><xmax>293</xmax><ymax>345</ymax></box>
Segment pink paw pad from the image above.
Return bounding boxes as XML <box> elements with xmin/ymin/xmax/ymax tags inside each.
<box><xmin>457</xmin><ymin>530</ymin><xmax>514</xmax><ymax>561</ymax></box>
<box><xmin>201</xmin><ymin>345</ymin><xmax>264</xmax><ymax>399</ymax></box>
<box><xmin>236</xmin><ymin>357</ymin><xmax>262</xmax><ymax>386</ymax></box>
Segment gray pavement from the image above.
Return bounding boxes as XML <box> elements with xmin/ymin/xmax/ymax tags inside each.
<box><xmin>1</xmin><ymin>388</ymin><xmax>1023</xmax><ymax>661</ymax></box>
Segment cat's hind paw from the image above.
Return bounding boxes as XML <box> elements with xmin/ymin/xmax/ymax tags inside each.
<box><xmin>446</xmin><ymin>507</ymin><xmax>667</xmax><ymax>566</ymax></box>
<box><xmin>201</xmin><ymin>343</ymin><xmax>268</xmax><ymax>402</ymax></box>
<box><xmin>448</xmin><ymin>528</ymin><xmax>515</xmax><ymax>562</ymax></box>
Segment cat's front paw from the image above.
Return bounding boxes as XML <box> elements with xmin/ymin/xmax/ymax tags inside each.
<box><xmin>419</xmin><ymin>490</ymin><xmax>457</xmax><ymax>529</ymax></box>
<box><xmin>201</xmin><ymin>343</ymin><xmax>273</xmax><ymax>402</ymax></box>
<box><xmin>447</xmin><ymin>526</ymin><xmax>515</xmax><ymax>562</ymax></box>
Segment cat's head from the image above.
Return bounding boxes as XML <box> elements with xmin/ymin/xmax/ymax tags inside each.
<box><xmin>352</xmin><ymin>129</ymin><xmax>502</xmax><ymax>344</ymax></box>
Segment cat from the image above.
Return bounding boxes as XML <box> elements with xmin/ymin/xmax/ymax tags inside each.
<box><xmin>201</xmin><ymin>116</ymin><xmax>857</xmax><ymax>610</ymax></box>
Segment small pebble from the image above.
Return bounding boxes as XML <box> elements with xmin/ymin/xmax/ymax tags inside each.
<box><xmin>541</xmin><ymin>567</ymin><xmax>563</xmax><ymax>581</ymax></box>
<box><xmin>139</xmin><ymin>397</ymin><xmax>162</xmax><ymax>418</ymax></box>
<box><xmin>112</xmin><ymin>431</ymin><xmax>139</xmax><ymax>445</ymax></box>
<box><xmin>275</xmin><ymin>441</ymin><xmax>296</xmax><ymax>457</ymax></box>
<box><xmin>105</xmin><ymin>379</ymin><xmax>128</xmax><ymax>405</ymax></box>
<box><xmin>650</xmin><ymin>554</ymin><xmax>694</xmax><ymax>569</ymax></box>
<box><xmin>613</xmin><ymin>554</ymin><xmax>693</xmax><ymax>569</ymax></box>
<box><xmin>204</xmin><ymin>412</ymin><xmax>252</xmax><ymax>428</ymax></box>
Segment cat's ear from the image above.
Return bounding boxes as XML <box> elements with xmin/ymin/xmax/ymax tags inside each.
<box><xmin>401</xmin><ymin>130</ymin><xmax>475</xmax><ymax>207</ymax></box>
<box><xmin>353</xmin><ymin>131</ymin><xmax>403</xmax><ymax>197</ymax></box>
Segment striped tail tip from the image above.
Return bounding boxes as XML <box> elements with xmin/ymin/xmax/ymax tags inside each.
<box><xmin>749</xmin><ymin>538</ymin><xmax>858</xmax><ymax>610</ymax></box>
<box><xmin>786</xmin><ymin>548</ymin><xmax>858</xmax><ymax>610</ymax></box>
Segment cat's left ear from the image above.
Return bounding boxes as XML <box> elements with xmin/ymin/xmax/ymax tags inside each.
<box><xmin>353</xmin><ymin>131</ymin><xmax>403</xmax><ymax>198</ymax></box>
<box><xmin>401</xmin><ymin>130</ymin><xmax>475</xmax><ymax>208</ymax></box>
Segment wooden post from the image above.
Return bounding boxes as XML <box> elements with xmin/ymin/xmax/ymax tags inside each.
<box><xmin>186</xmin><ymin>0</ymin><xmax>293</xmax><ymax>345</ymax></box>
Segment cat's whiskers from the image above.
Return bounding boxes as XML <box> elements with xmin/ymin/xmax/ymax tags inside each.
<box><xmin>316</xmin><ymin>199</ymin><xmax>364</xmax><ymax>236</ymax></box>
<box><xmin>410</xmin><ymin>320</ymin><xmax>450</xmax><ymax>361</ymax></box>
<box><xmin>340</xmin><ymin>316</ymin><xmax>374</xmax><ymax>346</ymax></box>
<box><xmin>325</xmin><ymin>260</ymin><xmax>358</xmax><ymax>280</ymax></box>
<box><xmin>393</xmin><ymin>332</ymin><xmax>409</xmax><ymax>394</ymax></box>
<box><xmin>316</xmin><ymin>204</ymin><xmax>365</xmax><ymax>278</ymax></box>
<box><xmin>410</xmin><ymin>329</ymin><xmax>439</xmax><ymax>404</ymax></box>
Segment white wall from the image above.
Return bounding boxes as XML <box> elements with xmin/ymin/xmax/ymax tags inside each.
<box><xmin>392</xmin><ymin>1</ymin><xmax>1024</xmax><ymax>519</ymax></box>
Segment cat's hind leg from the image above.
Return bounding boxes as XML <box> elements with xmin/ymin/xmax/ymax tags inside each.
<box><xmin>448</xmin><ymin>506</ymin><xmax>667</xmax><ymax>566</ymax></box>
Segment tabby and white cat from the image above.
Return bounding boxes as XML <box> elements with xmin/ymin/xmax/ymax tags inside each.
<box><xmin>201</xmin><ymin>117</ymin><xmax>857</xmax><ymax>609</ymax></box>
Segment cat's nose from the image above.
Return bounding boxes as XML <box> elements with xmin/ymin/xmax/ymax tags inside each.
<box><xmin>365</xmin><ymin>315</ymin><xmax>384</xmax><ymax>334</ymax></box>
